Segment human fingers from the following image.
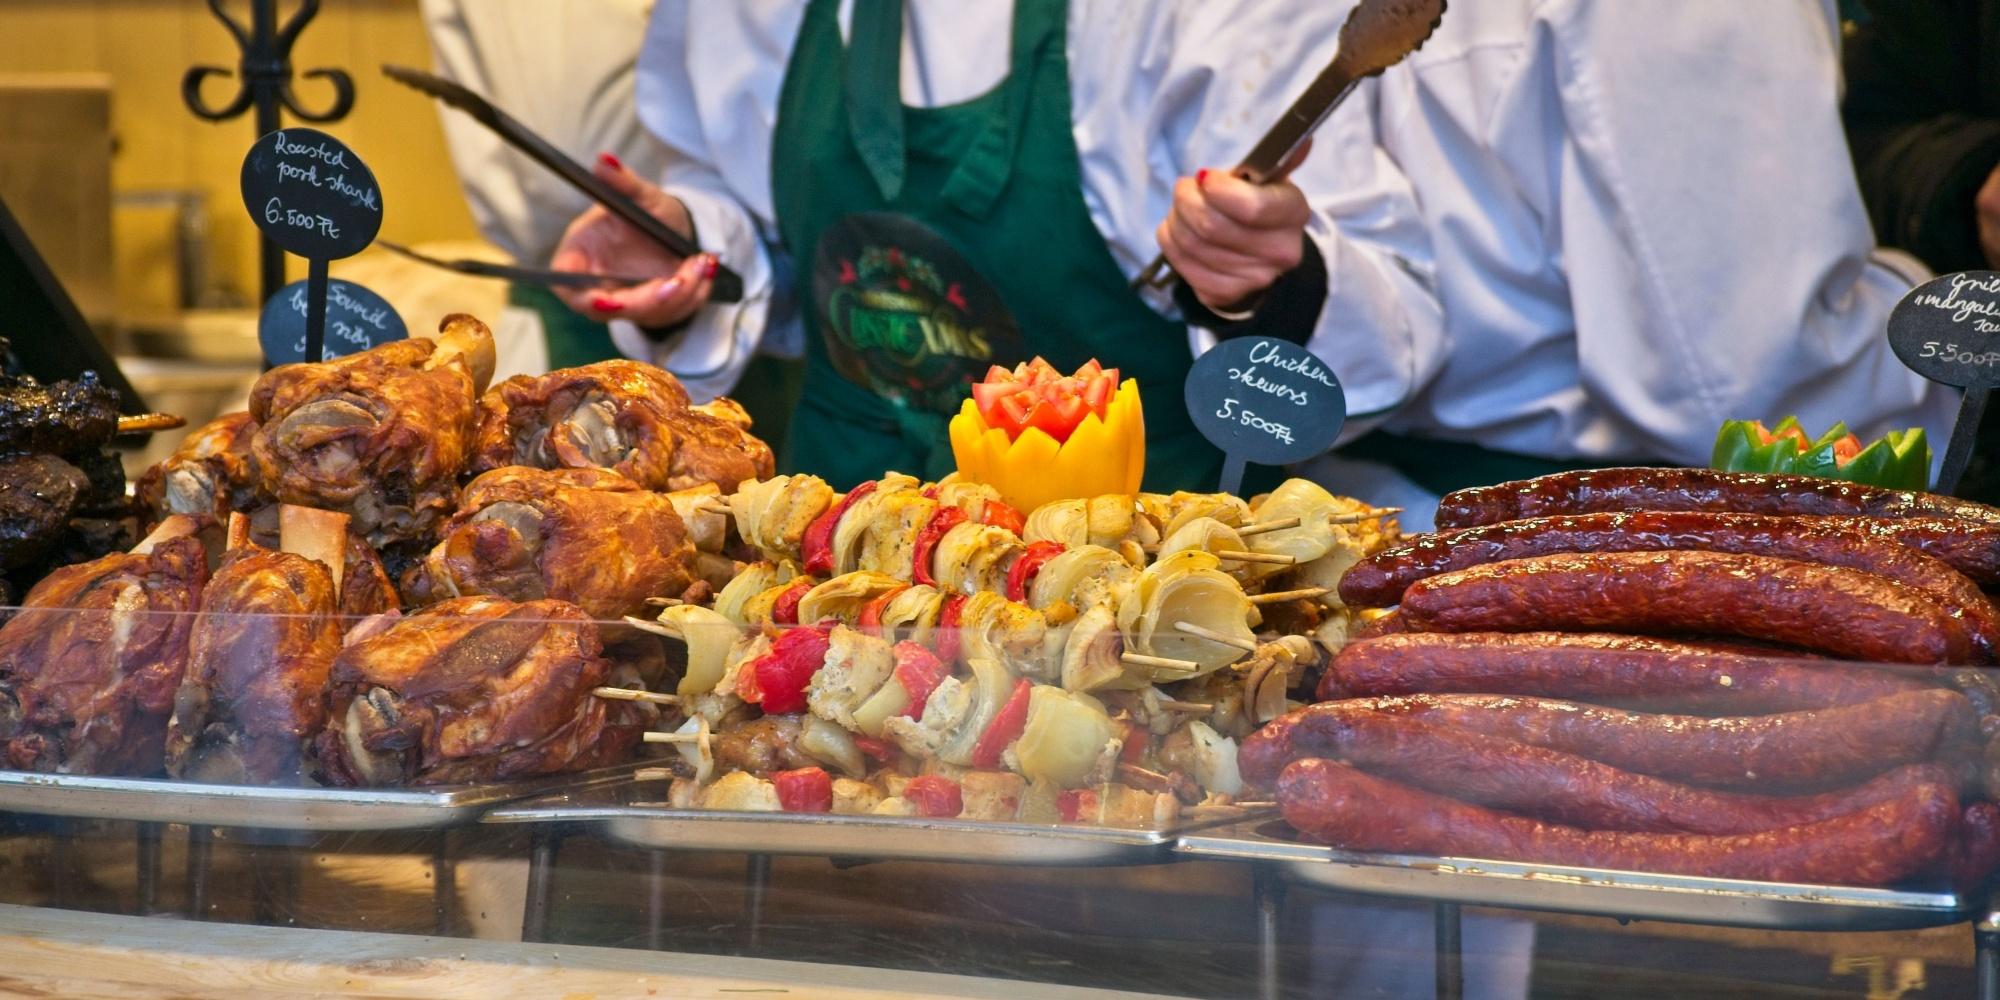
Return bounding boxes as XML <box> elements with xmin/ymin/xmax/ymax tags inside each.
<box><xmin>1157</xmin><ymin>218</ymin><xmax>1279</xmax><ymax>310</ymax></box>
<box><xmin>1199</xmin><ymin>169</ymin><xmax>1312</xmax><ymax>232</ymax></box>
<box><xmin>586</xmin><ymin>253</ymin><xmax>716</xmax><ymax>328</ymax></box>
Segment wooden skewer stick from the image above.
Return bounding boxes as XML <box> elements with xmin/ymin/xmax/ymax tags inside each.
<box><xmin>592</xmin><ymin>687</ymin><xmax>679</xmax><ymax>706</ymax></box>
<box><xmin>1215</xmin><ymin>550</ymin><xmax>1296</xmax><ymax>566</ymax></box>
<box><xmin>1121</xmin><ymin>652</ymin><xmax>1201</xmax><ymax>673</ymax></box>
<box><xmin>1232</xmin><ymin>800</ymin><xmax>1276</xmax><ymax>809</ymax></box>
<box><xmin>1173</xmin><ymin>621</ymin><xmax>1259</xmax><ymax>652</ymax></box>
<box><xmin>643</xmin><ymin>731</ymin><xmax>704</xmax><ymax>745</ymax></box>
<box><xmin>1234</xmin><ymin>517</ymin><xmax>1302</xmax><ymax>537</ymax></box>
<box><xmin>621</xmin><ymin>615</ymin><xmax>685</xmax><ymax>640</ymax></box>
<box><xmin>636</xmin><ymin>767</ymin><xmax>675</xmax><ymax>781</ymax></box>
<box><xmin>1328</xmin><ymin>507</ymin><xmax>1401</xmax><ymax>525</ymax></box>
<box><xmin>1248</xmin><ymin>587</ymin><xmax>1330</xmax><ymax>605</ymax></box>
<box><xmin>116</xmin><ymin>413</ymin><xmax>186</xmax><ymax>434</ymax></box>
<box><xmin>1157</xmin><ymin>699</ymin><xmax>1214</xmax><ymax>713</ymax></box>
<box><xmin>643</xmin><ymin>596</ymin><xmax>684</xmax><ymax>608</ymax></box>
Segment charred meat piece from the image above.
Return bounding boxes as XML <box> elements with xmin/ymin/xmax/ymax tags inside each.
<box><xmin>312</xmin><ymin>596</ymin><xmax>650</xmax><ymax>786</ymax></box>
<box><xmin>135</xmin><ymin>411</ymin><xmax>259</xmax><ymax>525</ymax></box>
<box><xmin>166</xmin><ymin>549</ymin><xmax>342</xmax><ymax>784</ymax></box>
<box><xmin>473</xmin><ymin>360</ymin><xmax>774</xmax><ymax>493</ymax></box>
<box><xmin>710</xmin><ymin>714</ymin><xmax>816</xmax><ymax>775</ymax></box>
<box><xmin>402</xmin><ymin>466</ymin><xmax>695</xmax><ymax>619</ymax></box>
<box><xmin>0</xmin><ymin>368</ymin><xmax>119</xmax><ymax>457</ymax></box>
<box><xmin>0</xmin><ymin>454</ymin><xmax>88</xmax><ymax>572</ymax></box>
<box><xmin>0</xmin><ymin>529</ymin><xmax>209</xmax><ymax>774</ymax></box>
<box><xmin>249</xmin><ymin>316</ymin><xmax>493</xmax><ymax>547</ymax></box>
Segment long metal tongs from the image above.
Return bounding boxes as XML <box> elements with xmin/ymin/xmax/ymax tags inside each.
<box><xmin>1134</xmin><ymin>0</ymin><xmax>1447</xmax><ymax>291</ymax></box>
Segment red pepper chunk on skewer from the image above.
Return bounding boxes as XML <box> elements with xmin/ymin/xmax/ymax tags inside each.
<box><xmin>911</xmin><ymin>507</ymin><xmax>967</xmax><ymax>587</ymax></box>
<box><xmin>905</xmin><ymin>775</ymin><xmax>963</xmax><ymax>818</ymax></box>
<box><xmin>972</xmin><ymin>678</ymin><xmax>1033</xmax><ymax>768</ymax></box>
<box><xmin>774</xmin><ymin>767</ymin><xmax>833</xmax><ymax>813</ymax></box>
<box><xmin>1005</xmin><ymin>541</ymin><xmax>1066</xmax><ymax>602</ymax></box>
<box><xmin>802</xmin><ymin>480</ymin><xmax>878</xmax><ymax>576</ymax></box>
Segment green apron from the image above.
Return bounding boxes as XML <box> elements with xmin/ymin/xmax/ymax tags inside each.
<box><xmin>771</xmin><ymin>0</ymin><xmax>1223</xmax><ymax>491</ymax></box>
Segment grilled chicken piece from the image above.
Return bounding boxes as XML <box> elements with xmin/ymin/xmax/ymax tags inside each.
<box><xmin>135</xmin><ymin>411</ymin><xmax>259</xmax><ymax>525</ymax></box>
<box><xmin>709</xmin><ymin>714</ymin><xmax>817</xmax><ymax>775</ymax></box>
<box><xmin>313</xmin><ymin>596</ymin><xmax>650</xmax><ymax>786</ymax></box>
<box><xmin>472</xmin><ymin>360</ymin><xmax>774</xmax><ymax>493</ymax></box>
<box><xmin>248</xmin><ymin>315</ymin><xmax>493</xmax><ymax>547</ymax></box>
<box><xmin>0</xmin><ymin>522</ymin><xmax>209</xmax><ymax>774</ymax></box>
<box><xmin>402</xmin><ymin>466</ymin><xmax>696</xmax><ymax>619</ymax></box>
<box><xmin>165</xmin><ymin>548</ymin><xmax>342</xmax><ymax>784</ymax></box>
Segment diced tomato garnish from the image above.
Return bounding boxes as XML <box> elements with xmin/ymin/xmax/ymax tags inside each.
<box><xmin>891</xmin><ymin>642</ymin><xmax>951</xmax><ymax>721</ymax></box>
<box><xmin>971</xmin><ymin>359</ymin><xmax>1121</xmax><ymax>444</ymax></box>
<box><xmin>801</xmin><ymin>481</ymin><xmax>877</xmax><ymax>576</ymax></box>
<box><xmin>773</xmin><ymin>767</ymin><xmax>833</xmax><ymax>813</ymax></box>
<box><xmin>912</xmin><ymin>506</ymin><xmax>967</xmax><ymax>587</ymax></box>
<box><xmin>904</xmin><ymin>775</ymin><xmax>963</xmax><ymax>818</ymax></box>
<box><xmin>852</xmin><ymin>734</ymin><xmax>897</xmax><ymax>761</ymax></box>
<box><xmin>1005</xmin><ymin>541</ymin><xmax>1065</xmax><ymax>602</ymax></box>
<box><xmin>972</xmin><ymin>679</ymin><xmax>1033</xmax><ymax>768</ymax></box>
<box><xmin>770</xmin><ymin>579</ymin><xmax>812</xmax><ymax>626</ymax></box>
<box><xmin>935</xmin><ymin>594</ymin><xmax>967</xmax><ymax>664</ymax></box>
<box><xmin>1750</xmin><ymin>421</ymin><xmax>1810</xmax><ymax>452</ymax></box>
<box><xmin>980</xmin><ymin>500</ymin><xmax>1025</xmax><ymax>535</ymax></box>
<box><xmin>747</xmin><ymin>626</ymin><xmax>829</xmax><ymax>714</ymax></box>
<box><xmin>1832</xmin><ymin>433</ymin><xmax>1863</xmax><ymax>466</ymax></box>
<box><xmin>1057</xmin><ymin>788</ymin><xmax>1099</xmax><ymax>823</ymax></box>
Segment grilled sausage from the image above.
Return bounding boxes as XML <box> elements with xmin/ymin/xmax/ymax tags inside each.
<box><xmin>1398</xmin><ymin>551</ymin><xmax>1974</xmax><ymax>664</ymax></box>
<box><xmin>1318</xmin><ymin>632</ymin><xmax>1936</xmax><ymax>712</ymax></box>
<box><xmin>1240</xmin><ymin>690</ymin><xmax>1979</xmax><ymax>792</ymax></box>
<box><xmin>1434</xmin><ymin>468</ymin><xmax>2000</xmax><ymax>530</ymax></box>
<box><xmin>1283</xmin><ymin>709</ymin><xmax>1954</xmax><ymax>835</ymax></box>
<box><xmin>1339</xmin><ymin>512</ymin><xmax>2000</xmax><ymax>661</ymax></box>
<box><xmin>1276</xmin><ymin>759</ymin><xmax>1959</xmax><ymax>887</ymax></box>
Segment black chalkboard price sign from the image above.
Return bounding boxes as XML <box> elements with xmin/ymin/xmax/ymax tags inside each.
<box><xmin>258</xmin><ymin>278</ymin><xmax>406</xmax><ymax>365</ymax></box>
<box><xmin>1184</xmin><ymin>336</ymin><xmax>1347</xmax><ymax>494</ymax></box>
<box><xmin>1887</xmin><ymin>271</ymin><xmax>2000</xmax><ymax>494</ymax></box>
<box><xmin>240</xmin><ymin>127</ymin><xmax>384</xmax><ymax>367</ymax></box>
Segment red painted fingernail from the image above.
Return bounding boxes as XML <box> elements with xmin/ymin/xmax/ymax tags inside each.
<box><xmin>702</xmin><ymin>255</ymin><xmax>719</xmax><ymax>280</ymax></box>
<box><xmin>1196</xmin><ymin>169</ymin><xmax>1209</xmax><ymax>186</ymax></box>
<box><xmin>591</xmin><ymin>295</ymin><xmax>622</xmax><ymax>313</ymax></box>
<box><xmin>598</xmin><ymin>152</ymin><xmax>624</xmax><ymax>172</ymax></box>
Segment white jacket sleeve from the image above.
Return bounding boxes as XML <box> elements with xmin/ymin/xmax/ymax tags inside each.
<box><xmin>1070</xmin><ymin>0</ymin><xmax>1446</xmax><ymax>438</ymax></box>
<box><xmin>1543</xmin><ymin>0</ymin><xmax>1956</xmax><ymax>464</ymax></box>
<box><xmin>611</xmin><ymin>1</ymin><xmax>799</xmax><ymax>402</ymax></box>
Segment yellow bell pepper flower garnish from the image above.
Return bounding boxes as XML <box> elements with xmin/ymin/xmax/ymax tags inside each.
<box><xmin>950</xmin><ymin>376</ymin><xmax>1145</xmax><ymax>513</ymax></box>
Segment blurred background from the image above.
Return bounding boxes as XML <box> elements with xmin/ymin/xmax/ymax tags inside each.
<box><xmin>0</xmin><ymin>0</ymin><xmax>501</xmax><ymax>468</ymax></box>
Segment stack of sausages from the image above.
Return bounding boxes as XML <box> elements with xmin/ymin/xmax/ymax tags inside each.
<box><xmin>1242</xmin><ymin>467</ymin><xmax>2000</xmax><ymax>887</ymax></box>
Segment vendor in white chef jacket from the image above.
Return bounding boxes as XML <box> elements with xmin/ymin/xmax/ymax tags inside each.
<box><xmin>1317</xmin><ymin>0</ymin><xmax>1959</xmax><ymax>522</ymax></box>
<box><xmin>548</xmin><ymin>0</ymin><xmax>1441</xmax><ymax>492</ymax></box>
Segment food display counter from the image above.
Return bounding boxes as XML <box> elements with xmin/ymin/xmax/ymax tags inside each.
<box><xmin>3</xmin><ymin>316</ymin><xmax>2000</xmax><ymax>998</ymax></box>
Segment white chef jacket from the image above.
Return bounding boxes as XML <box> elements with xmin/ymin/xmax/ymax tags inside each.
<box><xmin>617</xmin><ymin>0</ymin><xmax>1445</xmax><ymax>410</ymax></box>
<box><xmin>421</xmin><ymin>0</ymin><xmax>672</xmax><ymax>381</ymax></box>
<box><xmin>1366</xmin><ymin>0</ymin><xmax>1957</xmax><ymax>466</ymax></box>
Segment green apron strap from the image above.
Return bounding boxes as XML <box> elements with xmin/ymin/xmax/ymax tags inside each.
<box><xmin>846</xmin><ymin>0</ymin><xmax>907</xmax><ymax>202</ymax></box>
<box><xmin>936</xmin><ymin>0</ymin><xmax>1060</xmax><ymax>220</ymax></box>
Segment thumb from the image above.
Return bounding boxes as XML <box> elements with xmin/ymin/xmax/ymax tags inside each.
<box><xmin>593</xmin><ymin>152</ymin><xmax>650</xmax><ymax>199</ymax></box>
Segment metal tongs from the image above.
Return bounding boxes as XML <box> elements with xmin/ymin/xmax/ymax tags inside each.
<box><xmin>1134</xmin><ymin>0</ymin><xmax>1447</xmax><ymax>291</ymax></box>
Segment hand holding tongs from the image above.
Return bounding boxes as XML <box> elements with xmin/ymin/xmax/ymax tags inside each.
<box><xmin>1133</xmin><ymin>0</ymin><xmax>1447</xmax><ymax>291</ymax></box>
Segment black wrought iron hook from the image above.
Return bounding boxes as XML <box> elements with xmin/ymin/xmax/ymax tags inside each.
<box><xmin>181</xmin><ymin>0</ymin><xmax>355</xmax><ymax>125</ymax></box>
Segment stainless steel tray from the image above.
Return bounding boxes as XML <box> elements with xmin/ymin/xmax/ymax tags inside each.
<box><xmin>1176</xmin><ymin>822</ymin><xmax>1971</xmax><ymax>932</ymax></box>
<box><xmin>0</xmin><ymin>763</ymin><xmax>645</xmax><ymax>831</ymax></box>
<box><xmin>486</xmin><ymin>784</ymin><xmax>1254</xmax><ymax>866</ymax></box>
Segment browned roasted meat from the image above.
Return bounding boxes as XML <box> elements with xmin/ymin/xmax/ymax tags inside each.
<box><xmin>0</xmin><ymin>366</ymin><xmax>119</xmax><ymax>457</ymax></box>
<box><xmin>401</xmin><ymin>466</ymin><xmax>696</xmax><ymax>619</ymax></box>
<box><xmin>710</xmin><ymin>714</ymin><xmax>816</xmax><ymax>775</ymax></box>
<box><xmin>0</xmin><ymin>453</ymin><xmax>89</xmax><ymax>573</ymax></box>
<box><xmin>248</xmin><ymin>315</ymin><xmax>495</xmax><ymax>547</ymax></box>
<box><xmin>0</xmin><ymin>521</ymin><xmax>209</xmax><ymax>774</ymax></box>
<box><xmin>165</xmin><ymin>548</ymin><xmax>341</xmax><ymax>784</ymax></box>
<box><xmin>312</xmin><ymin>595</ymin><xmax>650</xmax><ymax>786</ymax></box>
<box><xmin>472</xmin><ymin>360</ymin><xmax>774</xmax><ymax>493</ymax></box>
<box><xmin>135</xmin><ymin>411</ymin><xmax>259</xmax><ymax>524</ymax></box>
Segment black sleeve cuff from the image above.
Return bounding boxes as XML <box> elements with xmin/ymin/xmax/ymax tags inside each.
<box><xmin>1172</xmin><ymin>234</ymin><xmax>1328</xmax><ymax>345</ymax></box>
